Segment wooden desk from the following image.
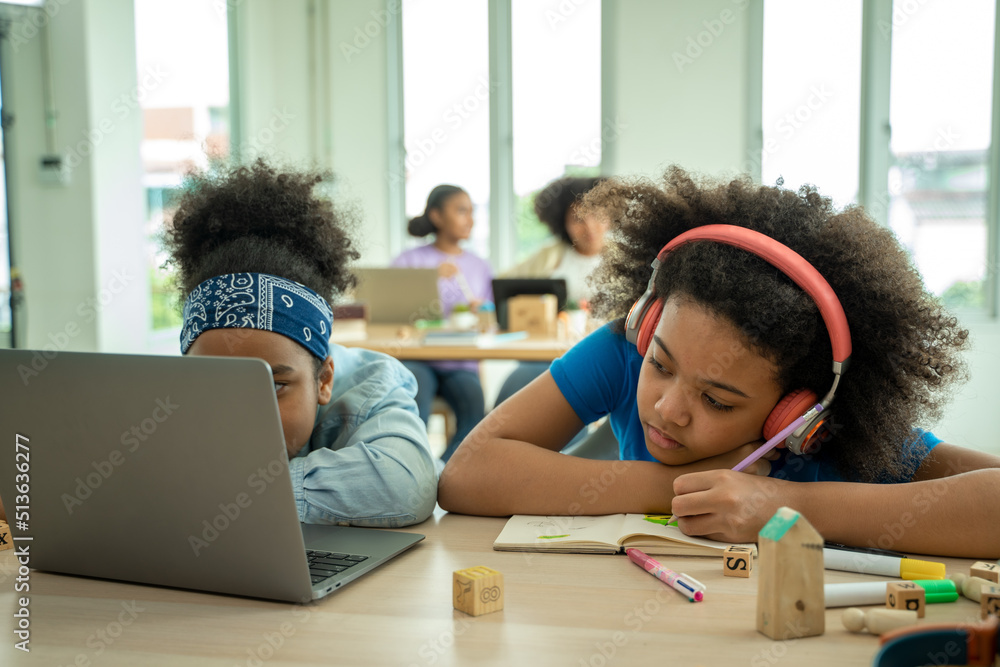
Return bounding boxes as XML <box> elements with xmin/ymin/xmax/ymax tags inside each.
<box><xmin>0</xmin><ymin>509</ymin><xmax>989</xmax><ymax>666</ymax></box>
<box><xmin>335</xmin><ymin>324</ymin><xmax>572</xmax><ymax>362</ymax></box>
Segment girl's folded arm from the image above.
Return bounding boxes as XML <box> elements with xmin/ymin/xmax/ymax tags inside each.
<box><xmin>437</xmin><ymin>372</ymin><xmax>770</xmax><ymax>517</ymax></box>
<box><xmin>797</xmin><ymin>443</ymin><xmax>1000</xmax><ymax>558</ymax></box>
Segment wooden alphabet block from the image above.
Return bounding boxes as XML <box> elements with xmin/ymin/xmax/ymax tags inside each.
<box><xmin>0</xmin><ymin>521</ymin><xmax>11</xmax><ymax>552</ymax></box>
<box><xmin>886</xmin><ymin>581</ymin><xmax>926</xmax><ymax>618</ymax></box>
<box><xmin>963</xmin><ymin>576</ymin><xmax>996</xmax><ymax>602</ymax></box>
<box><xmin>756</xmin><ymin>507</ymin><xmax>825</xmax><ymax>640</ymax></box>
<box><xmin>453</xmin><ymin>566</ymin><xmax>504</xmax><ymax>617</ymax></box>
<box><xmin>971</xmin><ymin>561</ymin><xmax>1000</xmax><ymax>583</ymax></box>
<box><xmin>723</xmin><ymin>546</ymin><xmax>754</xmax><ymax>578</ymax></box>
<box><xmin>507</xmin><ymin>294</ymin><xmax>558</xmax><ymax>337</ymax></box>
<box><xmin>981</xmin><ymin>584</ymin><xmax>1000</xmax><ymax>620</ymax></box>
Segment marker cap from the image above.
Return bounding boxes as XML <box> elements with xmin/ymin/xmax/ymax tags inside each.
<box><xmin>914</xmin><ymin>579</ymin><xmax>959</xmax><ymax>603</ymax></box>
<box><xmin>900</xmin><ymin>558</ymin><xmax>946</xmax><ymax>581</ymax></box>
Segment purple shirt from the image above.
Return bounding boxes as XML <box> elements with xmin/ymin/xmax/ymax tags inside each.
<box><xmin>391</xmin><ymin>244</ymin><xmax>494</xmax><ymax>372</ymax></box>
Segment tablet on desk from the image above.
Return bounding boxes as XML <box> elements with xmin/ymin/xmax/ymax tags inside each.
<box><xmin>492</xmin><ymin>278</ymin><xmax>567</xmax><ymax>331</ymax></box>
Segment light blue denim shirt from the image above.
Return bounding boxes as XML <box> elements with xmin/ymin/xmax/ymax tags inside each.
<box><xmin>288</xmin><ymin>344</ymin><xmax>437</xmax><ymax>527</ymax></box>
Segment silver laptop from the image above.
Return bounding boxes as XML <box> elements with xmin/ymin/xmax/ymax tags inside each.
<box><xmin>353</xmin><ymin>267</ymin><xmax>442</xmax><ymax>324</ymax></box>
<box><xmin>0</xmin><ymin>350</ymin><xmax>424</xmax><ymax>603</ymax></box>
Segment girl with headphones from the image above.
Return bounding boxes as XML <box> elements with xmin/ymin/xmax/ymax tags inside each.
<box><xmin>438</xmin><ymin>167</ymin><xmax>1000</xmax><ymax>558</ymax></box>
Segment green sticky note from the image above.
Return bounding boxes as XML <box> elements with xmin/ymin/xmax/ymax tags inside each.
<box><xmin>759</xmin><ymin>507</ymin><xmax>801</xmax><ymax>542</ymax></box>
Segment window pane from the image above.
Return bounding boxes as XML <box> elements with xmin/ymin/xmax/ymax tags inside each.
<box><xmin>402</xmin><ymin>0</ymin><xmax>490</xmax><ymax>259</ymax></box>
<box><xmin>888</xmin><ymin>0</ymin><xmax>994</xmax><ymax>308</ymax></box>
<box><xmin>762</xmin><ymin>0</ymin><xmax>862</xmax><ymax>208</ymax></box>
<box><xmin>511</xmin><ymin>0</ymin><xmax>602</xmax><ymax>263</ymax></box>
<box><xmin>134</xmin><ymin>0</ymin><xmax>230</xmax><ymax>330</ymax></box>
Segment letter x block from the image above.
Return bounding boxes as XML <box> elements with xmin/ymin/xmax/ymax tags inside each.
<box><xmin>886</xmin><ymin>581</ymin><xmax>925</xmax><ymax>618</ymax></box>
<box><xmin>0</xmin><ymin>521</ymin><xmax>11</xmax><ymax>552</ymax></box>
<box><xmin>971</xmin><ymin>561</ymin><xmax>1000</xmax><ymax>584</ymax></box>
<box><xmin>723</xmin><ymin>546</ymin><xmax>754</xmax><ymax>578</ymax></box>
<box><xmin>981</xmin><ymin>584</ymin><xmax>1000</xmax><ymax>621</ymax></box>
<box><xmin>453</xmin><ymin>566</ymin><xmax>504</xmax><ymax>616</ymax></box>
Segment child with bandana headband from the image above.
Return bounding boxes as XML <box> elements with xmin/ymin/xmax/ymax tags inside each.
<box><xmin>165</xmin><ymin>159</ymin><xmax>436</xmax><ymax>528</ymax></box>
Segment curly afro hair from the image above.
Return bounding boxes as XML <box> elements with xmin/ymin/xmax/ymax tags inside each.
<box><xmin>580</xmin><ymin>166</ymin><xmax>969</xmax><ymax>483</ymax></box>
<box><xmin>164</xmin><ymin>159</ymin><xmax>360</xmax><ymax>305</ymax></box>
<box><xmin>534</xmin><ymin>176</ymin><xmax>606</xmax><ymax>245</ymax></box>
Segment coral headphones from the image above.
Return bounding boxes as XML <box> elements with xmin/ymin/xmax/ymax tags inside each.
<box><xmin>625</xmin><ymin>224</ymin><xmax>852</xmax><ymax>456</ymax></box>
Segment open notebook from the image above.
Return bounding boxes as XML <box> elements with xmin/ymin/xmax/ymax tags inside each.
<box><xmin>493</xmin><ymin>514</ymin><xmax>757</xmax><ymax>557</ymax></box>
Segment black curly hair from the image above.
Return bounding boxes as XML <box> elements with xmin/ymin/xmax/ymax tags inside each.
<box><xmin>163</xmin><ymin>159</ymin><xmax>360</xmax><ymax>366</ymax></box>
<box><xmin>581</xmin><ymin>166</ymin><xmax>969</xmax><ymax>484</ymax></box>
<box><xmin>165</xmin><ymin>158</ymin><xmax>358</xmax><ymax>300</ymax></box>
<box><xmin>534</xmin><ymin>176</ymin><xmax>606</xmax><ymax>245</ymax></box>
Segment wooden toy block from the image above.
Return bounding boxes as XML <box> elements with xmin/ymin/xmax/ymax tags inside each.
<box><xmin>723</xmin><ymin>546</ymin><xmax>754</xmax><ymax>578</ymax></box>
<box><xmin>756</xmin><ymin>507</ymin><xmax>825</xmax><ymax>640</ymax></box>
<box><xmin>842</xmin><ymin>607</ymin><xmax>919</xmax><ymax>635</ymax></box>
<box><xmin>962</xmin><ymin>576</ymin><xmax>995</xmax><ymax>602</ymax></box>
<box><xmin>453</xmin><ymin>566</ymin><xmax>504</xmax><ymax>617</ymax></box>
<box><xmin>0</xmin><ymin>521</ymin><xmax>11</xmax><ymax>552</ymax></box>
<box><xmin>981</xmin><ymin>584</ymin><xmax>1000</xmax><ymax>620</ymax></box>
<box><xmin>971</xmin><ymin>561</ymin><xmax>1000</xmax><ymax>583</ymax></box>
<box><xmin>507</xmin><ymin>294</ymin><xmax>558</xmax><ymax>337</ymax></box>
<box><xmin>886</xmin><ymin>581</ymin><xmax>926</xmax><ymax>618</ymax></box>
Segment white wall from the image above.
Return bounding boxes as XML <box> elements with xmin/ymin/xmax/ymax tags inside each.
<box><xmin>6</xmin><ymin>0</ymin><xmax>147</xmax><ymax>354</ymax></box>
<box><xmin>233</xmin><ymin>0</ymin><xmax>393</xmax><ymax>266</ymax></box>
<box><xmin>604</xmin><ymin>0</ymin><xmax>757</xmax><ymax>178</ymax></box>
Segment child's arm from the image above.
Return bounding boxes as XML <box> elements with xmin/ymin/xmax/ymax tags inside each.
<box><xmin>670</xmin><ymin>443</ymin><xmax>1000</xmax><ymax>557</ymax></box>
<box><xmin>290</xmin><ymin>357</ymin><xmax>437</xmax><ymax>528</ymax></box>
<box><xmin>437</xmin><ymin>372</ymin><xmax>774</xmax><ymax>516</ymax></box>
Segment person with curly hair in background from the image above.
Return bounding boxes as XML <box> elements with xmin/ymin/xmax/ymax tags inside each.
<box><xmin>439</xmin><ymin>166</ymin><xmax>1000</xmax><ymax>558</ymax></box>
<box><xmin>495</xmin><ymin>176</ymin><xmax>608</xmax><ymax>409</ymax></box>
<box><xmin>165</xmin><ymin>159</ymin><xmax>436</xmax><ymax>528</ymax></box>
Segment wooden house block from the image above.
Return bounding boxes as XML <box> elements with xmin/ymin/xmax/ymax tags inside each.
<box><xmin>981</xmin><ymin>584</ymin><xmax>1000</xmax><ymax>620</ymax></box>
<box><xmin>971</xmin><ymin>561</ymin><xmax>1000</xmax><ymax>583</ymax></box>
<box><xmin>723</xmin><ymin>546</ymin><xmax>754</xmax><ymax>578</ymax></box>
<box><xmin>507</xmin><ymin>294</ymin><xmax>558</xmax><ymax>337</ymax></box>
<box><xmin>756</xmin><ymin>507</ymin><xmax>825</xmax><ymax>640</ymax></box>
<box><xmin>0</xmin><ymin>521</ymin><xmax>11</xmax><ymax>552</ymax></box>
<box><xmin>453</xmin><ymin>566</ymin><xmax>504</xmax><ymax>617</ymax></box>
<box><xmin>886</xmin><ymin>581</ymin><xmax>926</xmax><ymax>618</ymax></box>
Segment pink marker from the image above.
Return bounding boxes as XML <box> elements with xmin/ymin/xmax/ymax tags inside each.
<box><xmin>626</xmin><ymin>548</ymin><xmax>705</xmax><ymax>602</ymax></box>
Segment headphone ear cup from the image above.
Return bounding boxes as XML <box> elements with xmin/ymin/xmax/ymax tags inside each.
<box><xmin>635</xmin><ymin>298</ymin><xmax>664</xmax><ymax>357</ymax></box>
<box><xmin>763</xmin><ymin>388</ymin><xmax>819</xmax><ymax>446</ymax></box>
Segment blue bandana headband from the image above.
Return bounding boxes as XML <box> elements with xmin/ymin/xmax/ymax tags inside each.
<box><xmin>180</xmin><ymin>273</ymin><xmax>333</xmax><ymax>360</ymax></box>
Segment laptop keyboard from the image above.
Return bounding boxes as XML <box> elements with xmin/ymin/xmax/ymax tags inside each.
<box><xmin>306</xmin><ymin>549</ymin><xmax>369</xmax><ymax>585</ymax></box>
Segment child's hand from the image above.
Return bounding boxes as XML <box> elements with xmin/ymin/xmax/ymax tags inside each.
<box><xmin>669</xmin><ymin>470</ymin><xmax>796</xmax><ymax>543</ymax></box>
<box><xmin>438</xmin><ymin>262</ymin><xmax>459</xmax><ymax>279</ymax></box>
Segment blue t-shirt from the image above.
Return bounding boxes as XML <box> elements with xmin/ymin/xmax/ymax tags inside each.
<box><xmin>549</xmin><ymin>323</ymin><xmax>940</xmax><ymax>483</ymax></box>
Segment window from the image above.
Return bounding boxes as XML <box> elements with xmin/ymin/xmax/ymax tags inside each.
<box><xmin>762</xmin><ymin>0</ymin><xmax>862</xmax><ymax>207</ymax></box>
<box><xmin>887</xmin><ymin>0</ymin><xmax>996</xmax><ymax>309</ymax></box>
<box><xmin>401</xmin><ymin>0</ymin><xmax>491</xmax><ymax>259</ymax></box>
<box><xmin>511</xmin><ymin>0</ymin><xmax>602</xmax><ymax>262</ymax></box>
<box><xmin>133</xmin><ymin>0</ymin><xmax>231</xmax><ymax>330</ymax></box>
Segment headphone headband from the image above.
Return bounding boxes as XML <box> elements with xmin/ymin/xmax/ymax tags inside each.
<box><xmin>658</xmin><ymin>225</ymin><xmax>852</xmax><ymax>368</ymax></box>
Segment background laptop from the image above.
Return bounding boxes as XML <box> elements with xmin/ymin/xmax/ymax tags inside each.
<box><xmin>492</xmin><ymin>278</ymin><xmax>568</xmax><ymax>331</ymax></box>
<box><xmin>0</xmin><ymin>350</ymin><xmax>424</xmax><ymax>603</ymax></box>
<box><xmin>353</xmin><ymin>267</ymin><xmax>441</xmax><ymax>324</ymax></box>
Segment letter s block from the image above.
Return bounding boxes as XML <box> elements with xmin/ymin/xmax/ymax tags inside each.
<box><xmin>886</xmin><ymin>581</ymin><xmax>925</xmax><ymax>618</ymax></box>
<box><xmin>0</xmin><ymin>521</ymin><xmax>11</xmax><ymax>552</ymax></box>
<box><xmin>453</xmin><ymin>566</ymin><xmax>504</xmax><ymax>616</ymax></box>
<box><xmin>723</xmin><ymin>546</ymin><xmax>754</xmax><ymax>578</ymax></box>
